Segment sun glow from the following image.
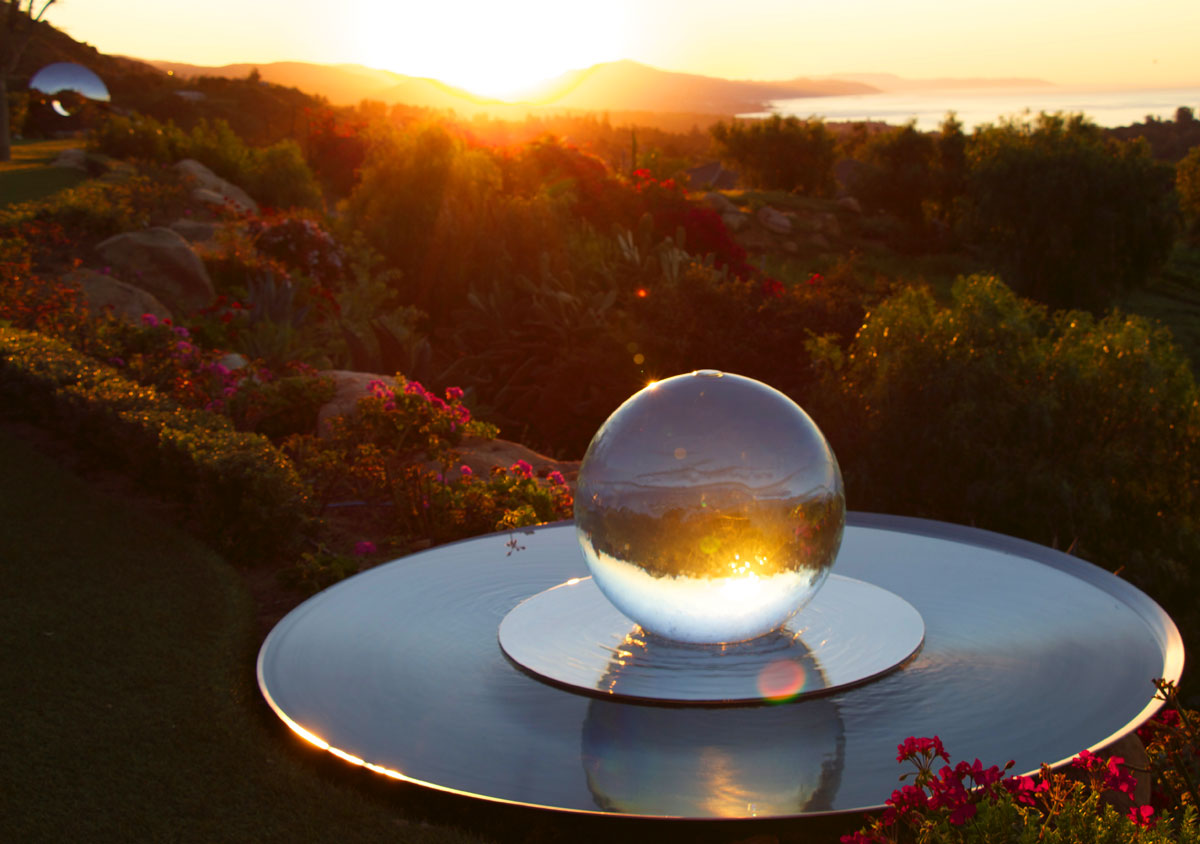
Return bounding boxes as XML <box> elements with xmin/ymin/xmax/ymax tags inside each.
<box><xmin>355</xmin><ymin>0</ymin><xmax>630</xmax><ymax>101</ymax></box>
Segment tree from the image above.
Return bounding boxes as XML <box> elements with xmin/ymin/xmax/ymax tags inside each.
<box><xmin>709</xmin><ymin>114</ymin><xmax>837</xmax><ymax>195</ymax></box>
<box><xmin>853</xmin><ymin>119</ymin><xmax>937</xmax><ymax>228</ymax></box>
<box><xmin>962</xmin><ymin>112</ymin><xmax>1176</xmax><ymax>308</ymax></box>
<box><xmin>1</xmin><ymin>0</ymin><xmax>55</xmax><ymax>161</ymax></box>
<box><xmin>1178</xmin><ymin>144</ymin><xmax>1200</xmax><ymax>239</ymax></box>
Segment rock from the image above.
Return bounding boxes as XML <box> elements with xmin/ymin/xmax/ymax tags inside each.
<box><xmin>820</xmin><ymin>212</ymin><xmax>842</xmax><ymax>237</ymax></box>
<box><xmin>95</xmin><ymin>227</ymin><xmax>215</xmax><ymax>314</ymax></box>
<box><xmin>837</xmin><ymin>196</ymin><xmax>863</xmax><ymax>215</ymax></box>
<box><xmin>756</xmin><ymin>205</ymin><xmax>793</xmax><ymax>235</ymax></box>
<box><xmin>174</xmin><ymin>158</ymin><xmax>259</xmax><ymax>216</ymax></box>
<box><xmin>52</xmin><ymin>148</ymin><xmax>87</xmax><ymax>171</ymax></box>
<box><xmin>97</xmin><ymin>159</ymin><xmax>137</xmax><ymax>183</ymax></box>
<box><xmin>316</xmin><ymin>370</ymin><xmax>398</xmax><ymax>433</ymax></box>
<box><xmin>782</xmin><ymin>240</ymin><xmax>798</xmax><ymax>254</ymax></box>
<box><xmin>733</xmin><ymin>226</ymin><xmax>778</xmax><ymax>252</ymax></box>
<box><xmin>61</xmin><ymin>268</ymin><xmax>172</xmax><ymax>324</ymax></box>
<box><xmin>314</xmin><ymin>369</ymin><xmax>580</xmax><ymax>487</ymax></box>
<box><xmin>456</xmin><ymin>437</ymin><xmax>580</xmax><ymax>488</ymax></box>
<box><xmin>219</xmin><ymin>352</ymin><xmax>249</xmax><ymax>371</ymax></box>
<box><xmin>721</xmin><ymin>210</ymin><xmax>750</xmax><ymax>232</ymax></box>
<box><xmin>170</xmin><ymin>217</ymin><xmax>219</xmax><ymax>243</ymax></box>
<box><xmin>704</xmin><ymin>191</ymin><xmax>740</xmax><ymax>215</ymax></box>
<box><xmin>809</xmin><ymin>233</ymin><xmax>831</xmax><ymax>250</ymax></box>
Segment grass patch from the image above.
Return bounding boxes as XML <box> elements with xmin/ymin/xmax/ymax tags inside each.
<box><xmin>0</xmin><ymin>138</ymin><xmax>90</xmax><ymax>206</ymax></box>
<box><xmin>0</xmin><ymin>423</ymin><xmax>489</xmax><ymax>844</ymax></box>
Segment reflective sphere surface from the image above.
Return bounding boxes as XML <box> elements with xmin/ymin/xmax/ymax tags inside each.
<box><xmin>575</xmin><ymin>371</ymin><xmax>844</xmax><ymax>643</ymax></box>
<box><xmin>29</xmin><ymin>62</ymin><xmax>111</xmax><ymax>111</ymax></box>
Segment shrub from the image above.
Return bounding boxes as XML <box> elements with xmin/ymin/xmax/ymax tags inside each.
<box><xmin>1178</xmin><ymin>144</ymin><xmax>1200</xmax><ymax>240</ymax></box>
<box><xmin>710</xmin><ymin>114</ymin><xmax>838</xmax><ymax>195</ymax></box>
<box><xmin>843</xmin><ymin>708</ymin><xmax>1198</xmax><ymax>844</ymax></box>
<box><xmin>809</xmin><ymin>275</ymin><xmax>1200</xmax><ymax>607</ymax></box>
<box><xmin>0</xmin><ymin>327</ymin><xmax>313</xmax><ymax>564</ymax></box>
<box><xmin>962</xmin><ymin>112</ymin><xmax>1176</xmax><ymax>308</ymax></box>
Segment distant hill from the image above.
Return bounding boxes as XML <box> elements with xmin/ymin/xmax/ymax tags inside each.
<box><xmin>148</xmin><ymin>60</ymin><xmax>502</xmax><ymax>110</ymax></box>
<box><xmin>825</xmin><ymin>72</ymin><xmax>1055</xmax><ymax>92</ymax></box>
<box><xmin>147</xmin><ymin>57</ymin><xmax>881</xmax><ymax>114</ymax></box>
<box><xmin>511</xmin><ymin>60</ymin><xmax>879</xmax><ymax>112</ymax></box>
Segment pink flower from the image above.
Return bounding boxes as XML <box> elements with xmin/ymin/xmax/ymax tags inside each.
<box><xmin>1129</xmin><ymin>804</ymin><xmax>1155</xmax><ymax>828</ymax></box>
<box><xmin>445</xmin><ymin>386</ymin><xmax>464</xmax><ymax>401</ymax></box>
<box><xmin>172</xmin><ymin>325</ymin><xmax>190</xmax><ymax>339</ymax></box>
<box><xmin>897</xmin><ymin>736</ymin><xmax>949</xmax><ymax>764</ymax></box>
<box><xmin>460</xmin><ymin>465</ymin><xmax>473</xmax><ymax>477</ymax></box>
<box><xmin>353</xmin><ymin>541</ymin><xmax>376</xmax><ymax>556</ymax></box>
<box><xmin>141</xmin><ymin>313</ymin><xmax>159</xmax><ymax>327</ymax></box>
<box><xmin>512</xmin><ymin>460</ymin><xmax>534</xmax><ymax>480</ymax></box>
<box><xmin>547</xmin><ymin>470</ymin><xmax>566</xmax><ymax>486</ymax></box>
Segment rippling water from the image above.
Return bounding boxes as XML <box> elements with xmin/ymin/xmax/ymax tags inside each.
<box><xmin>748</xmin><ymin>86</ymin><xmax>1200</xmax><ymax>131</ymax></box>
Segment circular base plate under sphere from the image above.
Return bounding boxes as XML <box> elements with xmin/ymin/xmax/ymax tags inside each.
<box><xmin>498</xmin><ymin>574</ymin><xmax>924</xmax><ymax>703</ymax></box>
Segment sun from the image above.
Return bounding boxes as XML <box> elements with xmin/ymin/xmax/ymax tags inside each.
<box><xmin>356</xmin><ymin>0</ymin><xmax>630</xmax><ymax>101</ymax></box>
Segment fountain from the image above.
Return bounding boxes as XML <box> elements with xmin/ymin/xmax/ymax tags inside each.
<box><xmin>257</xmin><ymin>371</ymin><xmax>1183</xmax><ymax>818</ymax></box>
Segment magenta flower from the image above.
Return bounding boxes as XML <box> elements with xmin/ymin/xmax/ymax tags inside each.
<box><xmin>1129</xmin><ymin>804</ymin><xmax>1155</xmax><ymax>827</ymax></box>
<box><xmin>512</xmin><ymin>460</ymin><xmax>534</xmax><ymax>479</ymax></box>
<box><xmin>445</xmin><ymin>386</ymin><xmax>464</xmax><ymax>401</ymax></box>
<box><xmin>172</xmin><ymin>325</ymin><xmax>190</xmax><ymax>339</ymax></box>
<box><xmin>141</xmin><ymin>313</ymin><xmax>159</xmax><ymax>327</ymax></box>
<box><xmin>460</xmin><ymin>464</ymin><xmax>473</xmax><ymax>477</ymax></box>
<box><xmin>353</xmin><ymin>541</ymin><xmax>376</xmax><ymax>556</ymax></box>
<box><xmin>547</xmin><ymin>470</ymin><xmax>566</xmax><ymax>486</ymax></box>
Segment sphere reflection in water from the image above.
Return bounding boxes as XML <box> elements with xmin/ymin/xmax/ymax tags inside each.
<box><xmin>575</xmin><ymin>371</ymin><xmax>844</xmax><ymax>643</ymax></box>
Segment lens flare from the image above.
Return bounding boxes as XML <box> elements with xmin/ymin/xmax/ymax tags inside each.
<box><xmin>757</xmin><ymin>659</ymin><xmax>807</xmax><ymax>702</ymax></box>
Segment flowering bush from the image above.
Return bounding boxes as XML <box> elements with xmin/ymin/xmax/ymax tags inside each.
<box><xmin>283</xmin><ymin>378</ymin><xmax>572</xmax><ymax>564</ymax></box>
<box><xmin>844</xmin><ymin>688</ymin><xmax>1200</xmax><ymax>844</ymax></box>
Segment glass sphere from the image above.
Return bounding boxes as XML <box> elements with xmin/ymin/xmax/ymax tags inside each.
<box><xmin>575</xmin><ymin>371</ymin><xmax>845</xmax><ymax>644</ymax></box>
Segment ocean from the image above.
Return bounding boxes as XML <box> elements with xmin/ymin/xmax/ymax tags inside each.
<box><xmin>748</xmin><ymin>86</ymin><xmax>1200</xmax><ymax>131</ymax></box>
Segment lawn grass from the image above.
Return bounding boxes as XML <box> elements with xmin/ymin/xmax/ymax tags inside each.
<box><xmin>0</xmin><ymin>138</ymin><xmax>89</xmax><ymax>206</ymax></box>
<box><xmin>0</xmin><ymin>423</ymin><xmax>492</xmax><ymax>844</ymax></box>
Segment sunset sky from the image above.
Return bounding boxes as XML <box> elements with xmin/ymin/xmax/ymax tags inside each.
<box><xmin>49</xmin><ymin>0</ymin><xmax>1200</xmax><ymax>99</ymax></box>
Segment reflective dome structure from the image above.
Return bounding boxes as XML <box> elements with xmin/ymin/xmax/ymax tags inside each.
<box><xmin>28</xmin><ymin>62</ymin><xmax>110</xmax><ymax>116</ymax></box>
<box><xmin>575</xmin><ymin>370</ymin><xmax>844</xmax><ymax>643</ymax></box>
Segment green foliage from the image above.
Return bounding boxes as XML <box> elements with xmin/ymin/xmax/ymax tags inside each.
<box><xmin>710</xmin><ymin>114</ymin><xmax>838</xmax><ymax>194</ymax></box>
<box><xmin>962</xmin><ymin>112</ymin><xmax>1177</xmax><ymax>308</ymax></box>
<box><xmin>0</xmin><ymin>327</ymin><xmax>313</xmax><ymax>564</ymax></box>
<box><xmin>810</xmin><ymin>275</ymin><xmax>1200</xmax><ymax>606</ymax></box>
<box><xmin>89</xmin><ymin>113</ymin><xmax>322</xmax><ymax>211</ymax></box>
<box><xmin>854</xmin><ymin>120</ymin><xmax>937</xmax><ymax>228</ymax></box>
<box><xmin>1179</xmin><ymin>145</ymin><xmax>1200</xmax><ymax>240</ymax></box>
<box><xmin>0</xmin><ymin>166</ymin><xmax>192</xmax><ymax>246</ymax></box>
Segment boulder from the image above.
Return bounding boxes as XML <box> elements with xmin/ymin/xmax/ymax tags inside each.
<box><xmin>456</xmin><ymin>437</ymin><xmax>580</xmax><ymax>488</ymax></box>
<box><xmin>704</xmin><ymin>191</ymin><xmax>740</xmax><ymax>215</ymax></box>
<box><xmin>756</xmin><ymin>205</ymin><xmax>793</xmax><ymax>235</ymax></box>
<box><xmin>836</xmin><ymin>196</ymin><xmax>863</xmax><ymax>215</ymax></box>
<box><xmin>52</xmin><ymin>147</ymin><xmax>87</xmax><ymax>171</ymax></box>
<box><xmin>733</xmin><ymin>226</ymin><xmax>777</xmax><ymax>252</ymax></box>
<box><xmin>721</xmin><ymin>211</ymin><xmax>750</xmax><ymax>232</ymax></box>
<box><xmin>174</xmin><ymin>158</ymin><xmax>259</xmax><ymax>216</ymax></box>
<box><xmin>316</xmin><ymin>370</ymin><xmax>398</xmax><ymax>433</ymax></box>
<box><xmin>315</xmin><ymin>369</ymin><xmax>580</xmax><ymax>487</ymax></box>
<box><xmin>61</xmin><ymin>268</ymin><xmax>172</xmax><ymax>323</ymax></box>
<box><xmin>95</xmin><ymin>227</ymin><xmax>215</xmax><ymax>314</ymax></box>
<box><xmin>170</xmin><ymin>217</ymin><xmax>219</xmax><ymax>243</ymax></box>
